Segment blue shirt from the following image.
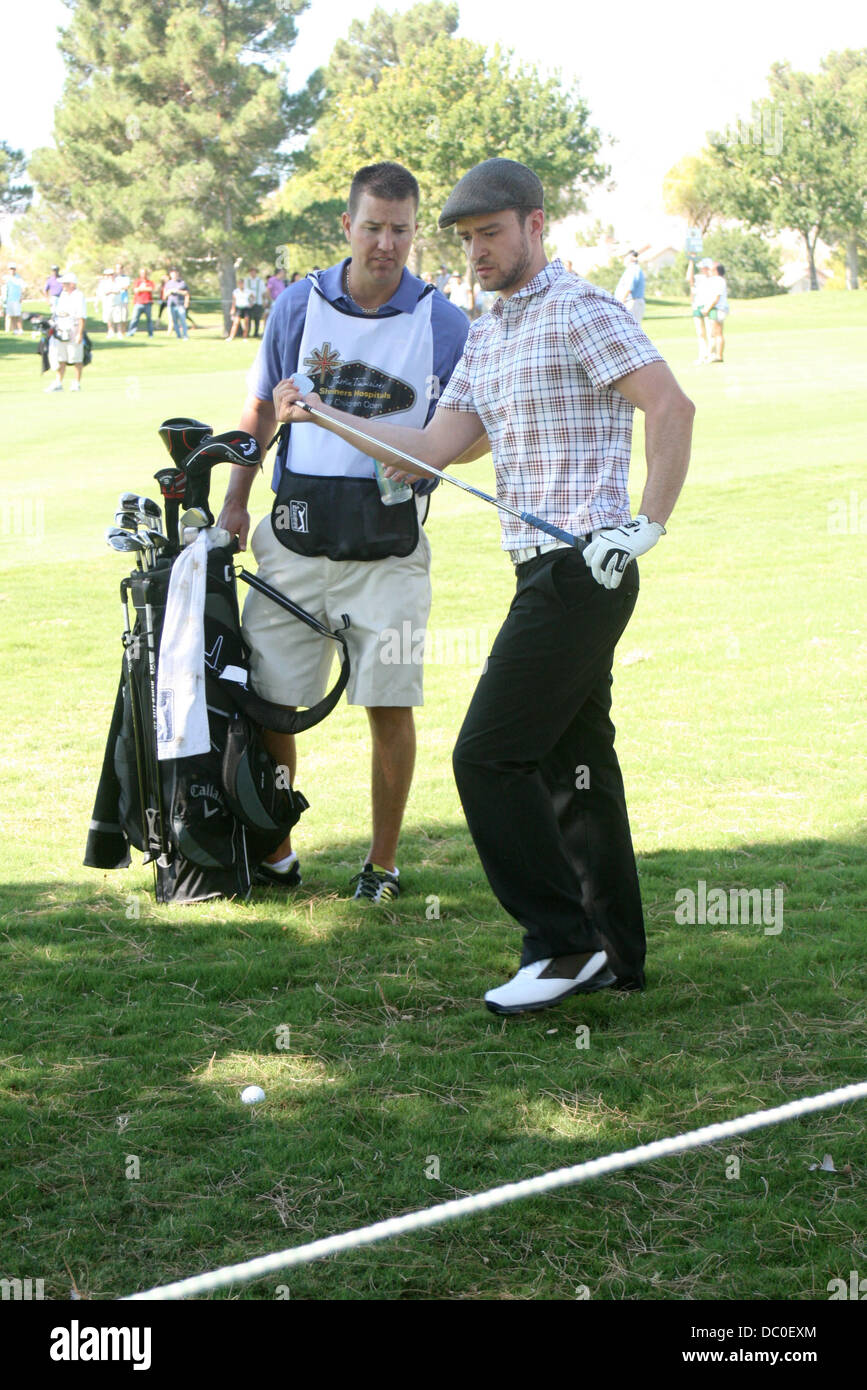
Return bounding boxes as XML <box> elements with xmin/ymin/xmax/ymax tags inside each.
<box><xmin>615</xmin><ymin>264</ymin><xmax>645</xmax><ymax>301</ymax></box>
<box><xmin>251</xmin><ymin>258</ymin><xmax>470</xmax><ymax>493</ymax></box>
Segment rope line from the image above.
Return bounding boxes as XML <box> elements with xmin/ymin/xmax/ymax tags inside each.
<box><xmin>124</xmin><ymin>1080</ymin><xmax>867</xmax><ymax>1300</ymax></box>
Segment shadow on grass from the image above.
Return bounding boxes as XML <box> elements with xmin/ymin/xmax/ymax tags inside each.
<box><xmin>1</xmin><ymin>830</ymin><xmax>862</xmax><ymax>1298</ymax></box>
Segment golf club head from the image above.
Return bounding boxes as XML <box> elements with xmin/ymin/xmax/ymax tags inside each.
<box><xmin>157</xmin><ymin>417</ymin><xmax>213</xmax><ymax>467</ymax></box>
<box><xmin>142</xmin><ymin>528</ymin><xmax>169</xmax><ymax>552</ymax></box>
<box><xmin>179</xmin><ymin>505</ymin><xmax>212</xmax><ymax>531</ymax></box>
<box><xmin>120</xmin><ymin>493</ymin><xmax>162</xmax><ymax>524</ymax></box>
<box><xmin>106</xmin><ymin>526</ymin><xmax>149</xmax><ymax>559</ymax></box>
<box><xmin>114</xmin><ymin>510</ymin><xmax>141</xmax><ymax>531</ymax></box>
<box><xmin>183</xmin><ymin>429</ymin><xmax>262</xmax><ymax>475</ymax></box>
<box><xmin>153</xmin><ymin>467</ymin><xmax>187</xmax><ymax>501</ymax></box>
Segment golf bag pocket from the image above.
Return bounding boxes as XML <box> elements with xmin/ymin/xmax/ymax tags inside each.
<box><xmin>222</xmin><ymin>717</ymin><xmax>309</xmax><ymax>844</ymax></box>
<box><xmin>272</xmin><ymin>470</ymin><xmax>418</xmax><ymax>561</ymax></box>
<box><xmin>167</xmin><ymin>757</ymin><xmax>239</xmax><ymax>869</ymax></box>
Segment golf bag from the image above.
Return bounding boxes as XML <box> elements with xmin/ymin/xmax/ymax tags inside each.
<box><xmin>34</xmin><ymin>314</ymin><xmax>92</xmax><ymax>371</ymax></box>
<box><xmin>86</xmin><ymin>427</ymin><xmax>351</xmax><ymax>903</ymax></box>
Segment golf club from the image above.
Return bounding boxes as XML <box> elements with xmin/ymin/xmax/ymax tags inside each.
<box><xmin>153</xmin><ymin>467</ymin><xmax>186</xmax><ymax>550</ymax></box>
<box><xmin>120</xmin><ymin>494</ymin><xmax>164</xmax><ymax>534</ymax></box>
<box><xmin>157</xmin><ymin>417</ymin><xmax>213</xmax><ymax>467</ymax></box>
<box><xmin>106</xmin><ymin>527</ymin><xmax>150</xmax><ymax>568</ymax></box>
<box><xmin>114</xmin><ymin>510</ymin><xmax>141</xmax><ymax>532</ymax></box>
<box><xmin>287</xmin><ymin>373</ymin><xmax>581</xmax><ymax>548</ymax></box>
<box><xmin>179</xmin><ymin>429</ymin><xmax>263</xmax><ymax>528</ymax></box>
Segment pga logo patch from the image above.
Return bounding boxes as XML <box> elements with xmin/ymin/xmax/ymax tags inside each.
<box><xmin>289</xmin><ymin>500</ymin><xmax>308</xmax><ymax>534</ymax></box>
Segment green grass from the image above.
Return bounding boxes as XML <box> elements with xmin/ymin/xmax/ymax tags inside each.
<box><xmin>0</xmin><ymin>293</ymin><xmax>864</xmax><ymax>1301</ymax></box>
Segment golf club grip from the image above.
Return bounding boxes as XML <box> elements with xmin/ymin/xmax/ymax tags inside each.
<box><xmin>519</xmin><ymin>512</ymin><xmax>581</xmax><ymax>546</ymax></box>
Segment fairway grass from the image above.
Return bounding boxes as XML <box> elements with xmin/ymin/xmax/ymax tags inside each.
<box><xmin>0</xmin><ymin>294</ymin><xmax>864</xmax><ymax>1300</ymax></box>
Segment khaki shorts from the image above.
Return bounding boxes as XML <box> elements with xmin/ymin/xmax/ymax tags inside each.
<box><xmin>242</xmin><ymin>511</ymin><xmax>432</xmax><ymax>709</ymax></box>
<box><xmin>48</xmin><ymin>337</ymin><xmax>84</xmax><ymax>366</ymax></box>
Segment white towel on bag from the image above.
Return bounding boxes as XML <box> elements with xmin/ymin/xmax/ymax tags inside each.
<box><xmin>156</xmin><ymin>531</ymin><xmax>225</xmax><ymax>760</ymax></box>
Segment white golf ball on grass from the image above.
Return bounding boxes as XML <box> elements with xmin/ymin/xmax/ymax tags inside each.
<box><xmin>240</xmin><ymin>1085</ymin><xmax>266</xmax><ymax>1105</ymax></box>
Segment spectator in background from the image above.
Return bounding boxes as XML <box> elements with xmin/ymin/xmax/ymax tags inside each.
<box><xmin>98</xmin><ymin>268</ymin><xmax>116</xmax><ymax>334</ymax></box>
<box><xmin>615</xmin><ymin>250</ymin><xmax>646</xmax><ymax>323</ymax></box>
<box><xmin>157</xmin><ymin>270</ymin><xmax>170</xmax><ymax>324</ymax></box>
<box><xmin>45</xmin><ymin>269</ymin><xmax>87</xmax><ymax>391</ymax></box>
<box><xmin>44</xmin><ymin>265</ymin><xmax>63</xmax><ymax>310</ymax></box>
<box><xmin>164</xmin><ymin>268</ymin><xmax>190</xmax><ymax>339</ymax></box>
<box><xmin>435</xmin><ymin>264</ymin><xmax>450</xmax><ymax>292</ymax></box>
<box><xmin>267</xmin><ymin>266</ymin><xmax>287</xmax><ymax>303</ymax></box>
<box><xmin>706</xmin><ymin>264</ymin><xmax>729</xmax><ymax>364</ymax></box>
<box><xmin>113</xmin><ymin>262</ymin><xmax>131</xmax><ymax>335</ymax></box>
<box><xmin>245</xmin><ymin>266</ymin><xmax>266</xmax><ymax>338</ymax></box>
<box><xmin>226</xmin><ymin>278</ymin><xmax>250</xmax><ymax>341</ymax></box>
<box><xmin>3</xmin><ymin>263</ymin><xmax>25</xmax><ymax>333</ymax></box>
<box><xmin>289</xmin><ymin>271</ymin><xmax>302</xmax><ymax>284</ymax></box>
<box><xmin>447</xmin><ymin>271</ymin><xmax>474</xmax><ymax>316</ymax></box>
<box><xmin>128</xmin><ymin>268</ymin><xmax>156</xmax><ymax>338</ymax></box>
<box><xmin>688</xmin><ymin>258</ymin><xmax>716</xmax><ymax>364</ymax></box>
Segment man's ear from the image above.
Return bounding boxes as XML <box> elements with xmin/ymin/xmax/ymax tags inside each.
<box><xmin>530</xmin><ymin>208</ymin><xmax>545</xmax><ymax>241</ymax></box>
<box><xmin>341</xmin><ymin>211</ymin><xmax>351</xmax><ymax>243</ymax></box>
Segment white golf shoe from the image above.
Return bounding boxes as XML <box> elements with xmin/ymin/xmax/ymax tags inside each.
<box><xmin>484</xmin><ymin>951</ymin><xmax>612</xmax><ymax>1015</ymax></box>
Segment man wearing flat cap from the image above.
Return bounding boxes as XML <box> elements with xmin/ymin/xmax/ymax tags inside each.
<box><xmin>274</xmin><ymin>157</ymin><xmax>694</xmax><ymax>1015</ymax></box>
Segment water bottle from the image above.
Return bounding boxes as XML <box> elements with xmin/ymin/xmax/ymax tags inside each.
<box><xmin>374</xmin><ymin>460</ymin><xmax>413</xmax><ymax>506</ymax></box>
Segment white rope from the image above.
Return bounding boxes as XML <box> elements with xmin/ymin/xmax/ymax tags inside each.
<box><xmin>124</xmin><ymin>1080</ymin><xmax>867</xmax><ymax>1300</ymax></box>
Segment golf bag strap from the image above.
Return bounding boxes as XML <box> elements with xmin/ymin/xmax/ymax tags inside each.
<box><xmin>235</xmin><ymin>569</ymin><xmax>351</xmax><ymax>734</ymax></box>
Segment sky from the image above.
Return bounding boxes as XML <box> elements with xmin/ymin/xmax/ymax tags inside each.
<box><xmin>3</xmin><ymin>0</ymin><xmax>865</xmax><ymax>248</ymax></box>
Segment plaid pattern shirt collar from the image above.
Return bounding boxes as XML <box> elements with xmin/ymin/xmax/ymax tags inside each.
<box><xmin>489</xmin><ymin>258</ymin><xmax>565</xmax><ymax>317</ymax></box>
<box><xmin>439</xmin><ymin>258</ymin><xmax>663</xmax><ymax>549</ymax></box>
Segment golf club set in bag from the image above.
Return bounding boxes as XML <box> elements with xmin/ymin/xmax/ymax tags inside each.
<box><xmin>85</xmin><ymin>417</ymin><xmax>351</xmax><ymax>903</ymax></box>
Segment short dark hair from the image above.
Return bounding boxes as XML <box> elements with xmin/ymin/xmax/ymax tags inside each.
<box><xmin>348</xmin><ymin>162</ymin><xmax>420</xmax><ymax>218</ymax></box>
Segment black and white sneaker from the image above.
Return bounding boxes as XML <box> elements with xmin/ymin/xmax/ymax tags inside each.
<box><xmin>254</xmin><ymin>852</ymin><xmax>302</xmax><ymax>889</ymax></box>
<box><xmin>351</xmin><ymin>862</ymin><xmax>400</xmax><ymax>905</ymax></box>
<box><xmin>484</xmin><ymin>951</ymin><xmax>613</xmax><ymax>1015</ymax></box>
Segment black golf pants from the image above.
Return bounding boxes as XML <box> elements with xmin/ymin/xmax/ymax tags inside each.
<box><xmin>452</xmin><ymin>548</ymin><xmax>645</xmax><ymax>978</ymax></box>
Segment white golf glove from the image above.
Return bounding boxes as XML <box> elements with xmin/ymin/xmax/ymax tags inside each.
<box><xmin>582</xmin><ymin>515</ymin><xmax>666</xmax><ymax>589</ymax></box>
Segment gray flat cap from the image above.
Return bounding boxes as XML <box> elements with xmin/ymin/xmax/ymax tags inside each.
<box><xmin>439</xmin><ymin>158</ymin><xmax>544</xmax><ymax>229</ymax></box>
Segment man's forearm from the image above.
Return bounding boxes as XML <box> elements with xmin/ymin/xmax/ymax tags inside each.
<box><xmin>637</xmin><ymin>399</ymin><xmax>693</xmax><ymax>526</ymax></box>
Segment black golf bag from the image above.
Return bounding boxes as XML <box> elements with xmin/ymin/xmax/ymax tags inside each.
<box><xmin>33</xmin><ymin>314</ymin><xmax>92</xmax><ymax>372</ymax></box>
<box><xmin>85</xmin><ymin>420</ymin><xmax>351</xmax><ymax>903</ymax></box>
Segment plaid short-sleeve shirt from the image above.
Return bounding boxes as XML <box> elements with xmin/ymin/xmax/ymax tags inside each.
<box><xmin>438</xmin><ymin>259</ymin><xmax>664</xmax><ymax>549</ymax></box>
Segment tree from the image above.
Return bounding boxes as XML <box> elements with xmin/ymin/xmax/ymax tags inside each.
<box><xmin>29</xmin><ymin>0</ymin><xmax>320</xmax><ymax>326</ymax></box>
<box><xmin>0</xmin><ymin>142</ymin><xmax>32</xmax><ymax>242</ymax></box>
<box><xmin>301</xmin><ymin>16</ymin><xmax>607</xmax><ymax>273</ymax></box>
<box><xmin>325</xmin><ymin>1</ymin><xmax>459</xmax><ymax>92</ymax></box>
<box><xmin>662</xmin><ymin>154</ymin><xmax>725</xmax><ymax>234</ymax></box>
<box><xmin>707</xmin><ymin>61</ymin><xmax>861</xmax><ymax>290</ymax></box>
<box><xmin>818</xmin><ymin>49</ymin><xmax>867</xmax><ymax>289</ymax></box>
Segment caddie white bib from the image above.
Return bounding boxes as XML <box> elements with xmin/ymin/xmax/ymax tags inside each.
<box><xmin>288</xmin><ymin>273</ymin><xmax>434</xmax><ymax>478</ymax></box>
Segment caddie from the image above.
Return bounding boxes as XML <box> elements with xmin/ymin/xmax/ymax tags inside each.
<box><xmin>273</xmin><ymin>158</ymin><xmax>695</xmax><ymax>1011</ymax></box>
<box><xmin>218</xmin><ymin>162</ymin><xmax>469</xmax><ymax>903</ymax></box>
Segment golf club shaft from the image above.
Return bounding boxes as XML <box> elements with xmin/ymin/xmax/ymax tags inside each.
<box><xmin>298</xmin><ymin>403</ymin><xmax>580</xmax><ymax>548</ymax></box>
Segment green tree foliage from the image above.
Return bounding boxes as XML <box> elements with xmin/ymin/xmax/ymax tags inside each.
<box><xmin>818</xmin><ymin>49</ymin><xmax>867</xmax><ymax>288</ymax></box>
<box><xmin>290</xmin><ymin>5</ymin><xmax>607</xmax><ymax>272</ymax></box>
<box><xmin>649</xmin><ymin>233</ymin><xmax>784</xmax><ymax>301</ymax></box>
<box><xmin>707</xmin><ymin>58</ymin><xmax>866</xmax><ymax>290</ymax></box>
<box><xmin>662</xmin><ymin>154</ymin><xmax>725</xmax><ymax>233</ymax></box>
<box><xmin>29</xmin><ymin>0</ymin><xmax>319</xmax><ymax>323</ymax></box>
<box><xmin>0</xmin><ymin>142</ymin><xmax>32</xmax><ymax>242</ymax></box>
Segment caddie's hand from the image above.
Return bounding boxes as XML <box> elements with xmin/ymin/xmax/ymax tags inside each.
<box><xmin>218</xmin><ymin>497</ymin><xmax>251</xmax><ymax>550</ymax></box>
<box><xmin>582</xmin><ymin>515</ymin><xmax>666</xmax><ymax>589</ymax></box>
<box><xmin>273</xmin><ymin>378</ymin><xmax>321</xmax><ymax>424</ymax></box>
